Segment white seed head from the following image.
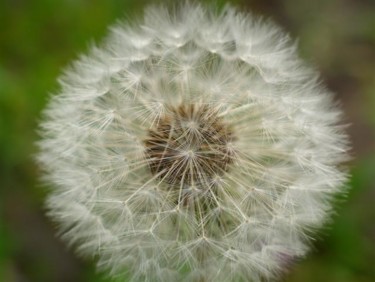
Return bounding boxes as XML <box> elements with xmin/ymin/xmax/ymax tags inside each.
<box><xmin>38</xmin><ymin>3</ymin><xmax>350</xmax><ymax>282</ymax></box>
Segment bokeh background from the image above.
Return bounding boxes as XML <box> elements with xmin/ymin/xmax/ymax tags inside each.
<box><xmin>1</xmin><ymin>0</ymin><xmax>374</xmax><ymax>281</ymax></box>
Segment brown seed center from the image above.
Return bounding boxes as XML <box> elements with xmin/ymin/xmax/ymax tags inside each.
<box><xmin>144</xmin><ymin>104</ymin><xmax>235</xmax><ymax>188</ymax></box>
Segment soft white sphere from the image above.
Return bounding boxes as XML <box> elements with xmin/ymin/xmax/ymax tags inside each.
<box><xmin>38</xmin><ymin>3</ymin><xmax>349</xmax><ymax>282</ymax></box>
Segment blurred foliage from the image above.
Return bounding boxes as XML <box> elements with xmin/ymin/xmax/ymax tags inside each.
<box><xmin>0</xmin><ymin>0</ymin><xmax>374</xmax><ymax>281</ymax></box>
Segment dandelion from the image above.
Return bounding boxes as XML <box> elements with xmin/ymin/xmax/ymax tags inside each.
<box><xmin>38</xmin><ymin>3</ymin><xmax>349</xmax><ymax>282</ymax></box>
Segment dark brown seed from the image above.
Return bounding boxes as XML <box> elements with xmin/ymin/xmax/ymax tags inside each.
<box><xmin>143</xmin><ymin>104</ymin><xmax>235</xmax><ymax>188</ymax></box>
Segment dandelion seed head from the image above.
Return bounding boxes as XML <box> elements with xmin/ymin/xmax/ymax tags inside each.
<box><xmin>38</xmin><ymin>3</ymin><xmax>350</xmax><ymax>282</ymax></box>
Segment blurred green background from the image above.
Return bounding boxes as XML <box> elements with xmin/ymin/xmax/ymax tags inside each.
<box><xmin>0</xmin><ymin>0</ymin><xmax>374</xmax><ymax>281</ymax></box>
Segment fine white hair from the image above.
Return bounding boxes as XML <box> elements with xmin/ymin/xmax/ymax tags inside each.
<box><xmin>38</xmin><ymin>3</ymin><xmax>349</xmax><ymax>282</ymax></box>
